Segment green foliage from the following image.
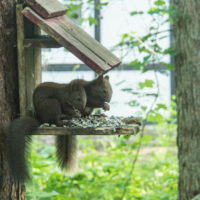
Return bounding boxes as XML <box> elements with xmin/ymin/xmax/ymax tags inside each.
<box><xmin>139</xmin><ymin>80</ymin><xmax>155</xmax><ymax>89</ymax></box>
<box><xmin>117</xmin><ymin>0</ymin><xmax>175</xmax><ymax>71</ymax></box>
<box><xmin>64</xmin><ymin>0</ymin><xmax>109</xmax><ymax>25</ymax></box>
<box><xmin>64</xmin><ymin>0</ymin><xmax>83</xmax><ymax>21</ymax></box>
<box><xmin>114</xmin><ymin>0</ymin><xmax>178</xmax><ymax>125</ymax></box>
<box><xmin>88</xmin><ymin>16</ymin><xmax>98</xmax><ymax>25</ymax></box>
<box><xmin>37</xmin><ymin>1</ymin><xmax>178</xmax><ymax>199</ymax></box>
<box><xmin>27</xmin><ymin>122</ymin><xmax>177</xmax><ymax>200</ymax></box>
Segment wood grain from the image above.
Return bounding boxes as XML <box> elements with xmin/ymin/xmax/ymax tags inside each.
<box><xmin>16</xmin><ymin>4</ymin><xmax>27</xmax><ymax>116</ymax></box>
<box><xmin>22</xmin><ymin>7</ymin><xmax>121</xmax><ymax>74</ymax></box>
<box><xmin>59</xmin><ymin>16</ymin><xmax>121</xmax><ymax>67</ymax></box>
<box><xmin>33</xmin><ymin>125</ymin><xmax>140</xmax><ymax>135</ymax></box>
<box><xmin>27</xmin><ymin>0</ymin><xmax>67</xmax><ymax>18</ymax></box>
<box><xmin>0</xmin><ymin>1</ymin><xmax>25</xmax><ymax>199</ymax></box>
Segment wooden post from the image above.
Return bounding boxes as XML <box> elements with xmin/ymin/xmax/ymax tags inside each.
<box><xmin>16</xmin><ymin>4</ymin><xmax>42</xmax><ymax>116</ymax></box>
<box><xmin>16</xmin><ymin>4</ymin><xmax>27</xmax><ymax>116</ymax></box>
<box><xmin>24</xmin><ymin>17</ymin><xmax>42</xmax><ymax>115</ymax></box>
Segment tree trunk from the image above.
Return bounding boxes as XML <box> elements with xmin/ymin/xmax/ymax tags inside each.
<box><xmin>0</xmin><ymin>0</ymin><xmax>25</xmax><ymax>199</ymax></box>
<box><xmin>174</xmin><ymin>0</ymin><xmax>200</xmax><ymax>199</ymax></box>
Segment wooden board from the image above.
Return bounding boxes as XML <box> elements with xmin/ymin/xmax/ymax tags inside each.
<box><xmin>24</xmin><ymin>17</ymin><xmax>42</xmax><ymax>115</ymax></box>
<box><xmin>27</xmin><ymin>0</ymin><xmax>67</xmax><ymax>18</ymax></box>
<box><xmin>22</xmin><ymin>7</ymin><xmax>121</xmax><ymax>74</ymax></box>
<box><xmin>16</xmin><ymin>5</ymin><xmax>42</xmax><ymax>115</ymax></box>
<box><xmin>33</xmin><ymin>125</ymin><xmax>140</xmax><ymax>135</ymax></box>
<box><xmin>32</xmin><ymin>116</ymin><xmax>142</xmax><ymax>136</ymax></box>
<box><xmin>58</xmin><ymin>16</ymin><xmax>121</xmax><ymax>67</ymax></box>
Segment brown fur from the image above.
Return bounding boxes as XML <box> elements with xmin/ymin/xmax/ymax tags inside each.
<box><xmin>71</xmin><ymin>75</ymin><xmax>113</xmax><ymax>116</ymax></box>
<box><xmin>6</xmin><ymin>76</ymin><xmax>113</xmax><ymax>180</ymax></box>
<box><xmin>55</xmin><ymin>75</ymin><xmax>113</xmax><ymax>170</ymax></box>
<box><xmin>33</xmin><ymin>81</ymin><xmax>87</xmax><ymax>170</ymax></box>
<box><xmin>33</xmin><ymin>81</ymin><xmax>87</xmax><ymax>125</ymax></box>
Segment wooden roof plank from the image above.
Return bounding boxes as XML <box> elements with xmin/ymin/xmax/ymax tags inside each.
<box><xmin>22</xmin><ymin>7</ymin><xmax>111</xmax><ymax>74</ymax></box>
<box><xmin>27</xmin><ymin>0</ymin><xmax>67</xmax><ymax>18</ymax></box>
<box><xmin>47</xmin><ymin>19</ymin><xmax>112</xmax><ymax>72</ymax></box>
<box><xmin>58</xmin><ymin>16</ymin><xmax>121</xmax><ymax>67</ymax></box>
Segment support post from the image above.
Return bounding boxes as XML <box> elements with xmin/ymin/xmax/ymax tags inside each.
<box><xmin>16</xmin><ymin>4</ymin><xmax>42</xmax><ymax>116</ymax></box>
<box><xmin>24</xmin><ymin>17</ymin><xmax>42</xmax><ymax>115</ymax></box>
<box><xmin>16</xmin><ymin>4</ymin><xmax>27</xmax><ymax>116</ymax></box>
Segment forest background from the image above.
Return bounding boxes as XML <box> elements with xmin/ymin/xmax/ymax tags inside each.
<box><xmin>26</xmin><ymin>0</ymin><xmax>178</xmax><ymax>199</ymax></box>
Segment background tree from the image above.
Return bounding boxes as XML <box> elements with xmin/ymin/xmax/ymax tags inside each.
<box><xmin>0</xmin><ymin>0</ymin><xmax>25</xmax><ymax>199</ymax></box>
<box><xmin>174</xmin><ymin>0</ymin><xmax>200</xmax><ymax>199</ymax></box>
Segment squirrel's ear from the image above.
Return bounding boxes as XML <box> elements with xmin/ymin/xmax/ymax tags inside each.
<box><xmin>105</xmin><ymin>75</ymin><xmax>109</xmax><ymax>80</ymax></box>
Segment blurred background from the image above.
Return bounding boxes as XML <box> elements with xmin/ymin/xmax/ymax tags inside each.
<box><xmin>28</xmin><ymin>0</ymin><xmax>178</xmax><ymax>199</ymax></box>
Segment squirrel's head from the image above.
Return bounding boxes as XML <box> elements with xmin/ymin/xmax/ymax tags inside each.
<box><xmin>86</xmin><ymin>75</ymin><xmax>113</xmax><ymax>108</ymax></box>
<box><xmin>65</xmin><ymin>84</ymin><xmax>87</xmax><ymax>111</ymax></box>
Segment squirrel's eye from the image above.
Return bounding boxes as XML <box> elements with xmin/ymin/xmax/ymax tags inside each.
<box><xmin>77</xmin><ymin>98</ymin><xmax>81</xmax><ymax>101</ymax></box>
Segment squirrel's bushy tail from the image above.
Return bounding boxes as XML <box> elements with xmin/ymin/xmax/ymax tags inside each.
<box><xmin>6</xmin><ymin>116</ymin><xmax>39</xmax><ymax>183</ymax></box>
<box><xmin>56</xmin><ymin>135</ymin><xmax>77</xmax><ymax>171</ymax></box>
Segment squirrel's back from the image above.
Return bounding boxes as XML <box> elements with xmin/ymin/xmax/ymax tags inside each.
<box><xmin>33</xmin><ymin>81</ymin><xmax>87</xmax><ymax>124</ymax></box>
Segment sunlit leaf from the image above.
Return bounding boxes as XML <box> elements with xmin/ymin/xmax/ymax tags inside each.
<box><xmin>154</xmin><ymin>0</ymin><xmax>166</xmax><ymax>6</ymax></box>
<box><xmin>139</xmin><ymin>80</ymin><xmax>155</xmax><ymax>89</ymax></box>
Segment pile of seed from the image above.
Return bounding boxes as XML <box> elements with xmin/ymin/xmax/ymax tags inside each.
<box><xmin>63</xmin><ymin>115</ymin><xmax>126</xmax><ymax>128</ymax></box>
<box><xmin>40</xmin><ymin>115</ymin><xmax>141</xmax><ymax>128</ymax></box>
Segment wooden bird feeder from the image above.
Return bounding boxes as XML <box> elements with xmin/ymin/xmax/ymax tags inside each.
<box><xmin>16</xmin><ymin>0</ymin><xmax>141</xmax><ymax>136</ymax></box>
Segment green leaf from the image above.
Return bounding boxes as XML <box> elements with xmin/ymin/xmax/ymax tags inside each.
<box><xmin>141</xmin><ymin>106</ymin><xmax>147</xmax><ymax>111</ymax></box>
<box><xmin>141</xmin><ymin>34</ymin><xmax>152</xmax><ymax>42</ymax></box>
<box><xmin>96</xmin><ymin>2</ymin><xmax>109</xmax><ymax>9</ymax></box>
<box><xmin>73</xmin><ymin>64</ymin><xmax>81</xmax><ymax>70</ymax></box>
<box><xmin>88</xmin><ymin>17</ymin><xmax>98</xmax><ymax>25</ymax></box>
<box><xmin>162</xmin><ymin>47</ymin><xmax>176</xmax><ymax>55</ymax></box>
<box><xmin>162</xmin><ymin>62</ymin><xmax>174</xmax><ymax>70</ymax></box>
<box><xmin>148</xmin><ymin>7</ymin><xmax>160</xmax><ymax>14</ymax></box>
<box><xmin>154</xmin><ymin>0</ymin><xmax>166</xmax><ymax>6</ymax></box>
<box><xmin>130</xmin><ymin>11</ymin><xmax>144</xmax><ymax>16</ymax></box>
<box><xmin>73</xmin><ymin>173</ymin><xmax>87</xmax><ymax>180</ymax></box>
<box><xmin>71</xmin><ymin>13</ymin><xmax>79</xmax><ymax>19</ymax></box>
<box><xmin>155</xmin><ymin>104</ymin><xmax>168</xmax><ymax>111</ymax></box>
<box><xmin>148</xmin><ymin>111</ymin><xmax>165</xmax><ymax>123</ymax></box>
<box><xmin>129</xmin><ymin>59</ymin><xmax>143</xmax><ymax>69</ymax></box>
<box><xmin>139</xmin><ymin>80</ymin><xmax>154</xmax><ymax>89</ymax></box>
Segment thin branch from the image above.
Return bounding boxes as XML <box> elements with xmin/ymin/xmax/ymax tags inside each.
<box><xmin>119</xmin><ymin>20</ymin><xmax>161</xmax><ymax>200</ymax></box>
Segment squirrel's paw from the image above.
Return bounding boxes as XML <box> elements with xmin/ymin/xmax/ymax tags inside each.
<box><xmin>74</xmin><ymin>108</ymin><xmax>82</xmax><ymax>118</ymax></box>
<box><xmin>102</xmin><ymin>102</ymin><xmax>110</xmax><ymax>111</ymax></box>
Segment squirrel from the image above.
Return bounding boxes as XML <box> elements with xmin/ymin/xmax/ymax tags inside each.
<box><xmin>6</xmin><ymin>80</ymin><xmax>87</xmax><ymax>183</ymax></box>
<box><xmin>56</xmin><ymin>75</ymin><xmax>113</xmax><ymax>170</ymax></box>
<box><xmin>33</xmin><ymin>81</ymin><xmax>87</xmax><ymax>124</ymax></box>
<box><xmin>71</xmin><ymin>75</ymin><xmax>113</xmax><ymax>116</ymax></box>
<box><xmin>6</xmin><ymin>75</ymin><xmax>113</xmax><ymax>183</ymax></box>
